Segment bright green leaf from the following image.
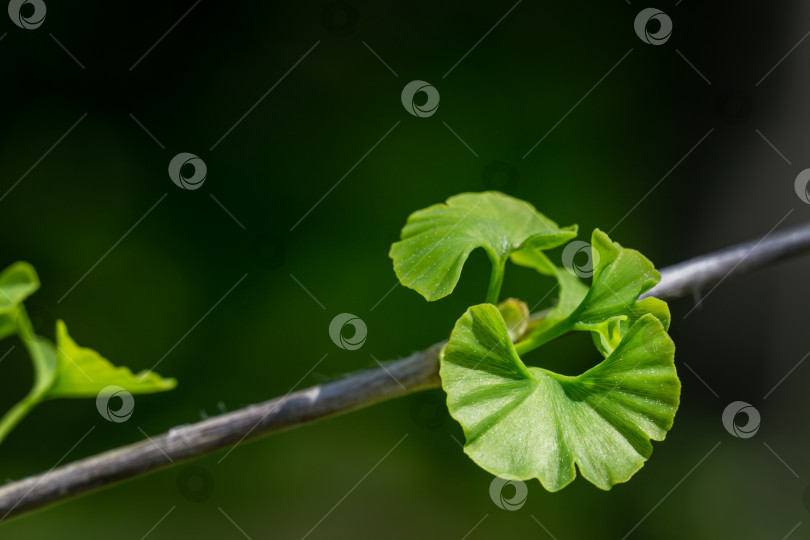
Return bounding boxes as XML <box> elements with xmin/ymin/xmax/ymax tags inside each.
<box><xmin>0</xmin><ymin>262</ymin><xmax>40</xmax><ymax>340</ymax></box>
<box><xmin>44</xmin><ymin>320</ymin><xmax>177</xmax><ymax>398</ymax></box>
<box><xmin>517</xmin><ymin>229</ymin><xmax>670</xmax><ymax>356</ymax></box>
<box><xmin>510</xmin><ymin>248</ymin><xmax>588</xmax><ymax>333</ymax></box>
<box><xmin>0</xmin><ymin>263</ymin><xmax>178</xmax><ymax>444</ymax></box>
<box><xmin>0</xmin><ymin>262</ymin><xmax>40</xmax><ymax>309</ymax></box>
<box><xmin>441</xmin><ymin>303</ymin><xmax>679</xmax><ymax>491</ymax></box>
<box><xmin>0</xmin><ymin>320</ymin><xmax>177</xmax><ymax>444</ymax></box>
<box><xmin>572</xmin><ymin>229</ymin><xmax>669</xmax><ymax>333</ymax></box>
<box><xmin>390</xmin><ymin>192</ymin><xmax>576</xmax><ymax>302</ymax></box>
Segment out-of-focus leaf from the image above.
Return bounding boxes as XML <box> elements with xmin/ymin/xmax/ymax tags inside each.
<box><xmin>0</xmin><ymin>262</ymin><xmax>39</xmax><ymax>340</ymax></box>
<box><xmin>44</xmin><ymin>320</ymin><xmax>177</xmax><ymax>398</ymax></box>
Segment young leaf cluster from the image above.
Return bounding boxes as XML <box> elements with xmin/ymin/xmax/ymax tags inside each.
<box><xmin>0</xmin><ymin>262</ymin><xmax>176</xmax><ymax>444</ymax></box>
<box><xmin>390</xmin><ymin>191</ymin><xmax>680</xmax><ymax>491</ymax></box>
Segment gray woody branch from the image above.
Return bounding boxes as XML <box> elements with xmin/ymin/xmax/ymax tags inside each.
<box><xmin>2</xmin><ymin>222</ymin><xmax>810</xmax><ymax>521</ymax></box>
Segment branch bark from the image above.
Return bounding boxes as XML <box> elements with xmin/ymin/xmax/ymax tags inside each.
<box><xmin>2</xmin><ymin>223</ymin><xmax>810</xmax><ymax>521</ymax></box>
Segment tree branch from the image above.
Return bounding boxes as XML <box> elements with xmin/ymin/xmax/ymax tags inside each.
<box><xmin>642</xmin><ymin>222</ymin><xmax>810</xmax><ymax>300</ymax></box>
<box><xmin>2</xmin><ymin>222</ymin><xmax>810</xmax><ymax>521</ymax></box>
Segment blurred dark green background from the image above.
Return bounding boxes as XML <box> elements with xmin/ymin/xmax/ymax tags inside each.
<box><xmin>2</xmin><ymin>1</ymin><xmax>810</xmax><ymax>538</ymax></box>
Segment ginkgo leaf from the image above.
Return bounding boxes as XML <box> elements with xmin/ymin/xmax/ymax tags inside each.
<box><xmin>441</xmin><ymin>303</ymin><xmax>679</xmax><ymax>491</ymax></box>
<box><xmin>0</xmin><ymin>320</ymin><xmax>177</xmax><ymax>444</ymax></box>
<box><xmin>390</xmin><ymin>192</ymin><xmax>576</xmax><ymax>302</ymax></box>
<box><xmin>0</xmin><ymin>263</ymin><xmax>178</xmax><ymax>444</ymax></box>
<box><xmin>572</xmin><ymin>230</ymin><xmax>669</xmax><ymax>333</ymax></box>
<box><xmin>510</xmin><ymin>248</ymin><xmax>588</xmax><ymax>334</ymax></box>
<box><xmin>0</xmin><ymin>262</ymin><xmax>40</xmax><ymax>340</ymax></box>
<box><xmin>516</xmin><ymin>229</ymin><xmax>670</xmax><ymax>355</ymax></box>
<box><xmin>44</xmin><ymin>320</ymin><xmax>177</xmax><ymax>398</ymax></box>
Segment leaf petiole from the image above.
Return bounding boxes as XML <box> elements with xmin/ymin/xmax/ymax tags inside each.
<box><xmin>485</xmin><ymin>257</ymin><xmax>506</xmax><ymax>304</ymax></box>
<box><xmin>513</xmin><ymin>324</ymin><xmax>567</xmax><ymax>355</ymax></box>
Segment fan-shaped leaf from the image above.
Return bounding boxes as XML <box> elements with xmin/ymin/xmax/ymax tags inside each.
<box><xmin>0</xmin><ymin>263</ymin><xmax>178</xmax><ymax>444</ymax></box>
<box><xmin>390</xmin><ymin>192</ymin><xmax>576</xmax><ymax>301</ymax></box>
<box><xmin>517</xmin><ymin>229</ymin><xmax>670</xmax><ymax>355</ymax></box>
<box><xmin>44</xmin><ymin>320</ymin><xmax>177</xmax><ymax>398</ymax></box>
<box><xmin>441</xmin><ymin>303</ymin><xmax>679</xmax><ymax>491</ymax></box>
